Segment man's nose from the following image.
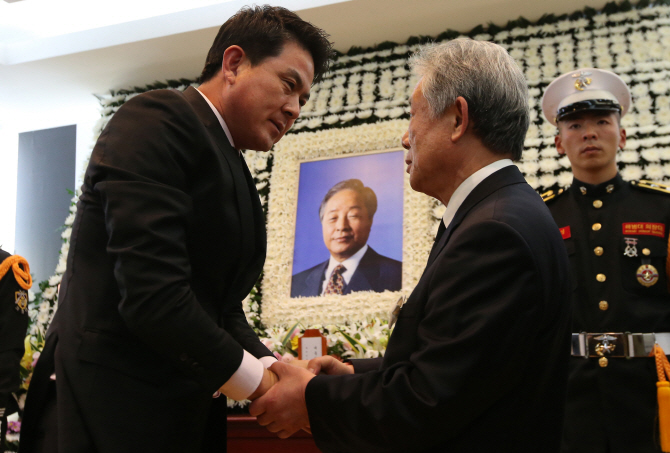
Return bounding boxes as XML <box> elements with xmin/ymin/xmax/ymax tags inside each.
<box><xmin>284</xmin><ymin>97</ymin><xmax>300</xmax><ymax>119</ymax></box>
<box><xmin>401</xmin><ymin>130</ymin><xmax>410</xmax><ymax>150</ymax></box>
<box><xmin>582</xmin><ymin>125</ymin><xmax>597</xmax><ymax>140</ymax></box>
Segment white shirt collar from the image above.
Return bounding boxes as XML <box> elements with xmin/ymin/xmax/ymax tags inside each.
<box><xmin>321</xmin><ymin>244</ymin><xmax>369</xmax><ymax>294</ymax></box>
<box><xmin>195</xmin><ymin>87</ymin><xmax>236</xmax><ymax>150</ymax></box>
<box><xmin>441</xmin><ymin>159</ymin><xmax>514</xmax><ymax>229</ymax></box>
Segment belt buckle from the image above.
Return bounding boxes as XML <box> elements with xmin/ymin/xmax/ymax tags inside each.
<box><xmin>586</xmin><ymin>332</ymin><xmax>628</xmax><ymax>358</ymax></box>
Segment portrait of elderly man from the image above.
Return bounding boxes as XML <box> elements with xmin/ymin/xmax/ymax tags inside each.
<box><xmin>291</xmin><ymin>178</ymin><xmax>402</xmax><ymax>297</ymax></box>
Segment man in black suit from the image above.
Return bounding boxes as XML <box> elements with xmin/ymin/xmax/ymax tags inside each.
<box><xmin>291</xmin><ymin>179</ymin><xmax>401</xmax><ymax>297</ymax></box>
<box><xmin>19</xmin><ymin>6</ymin><xmax>332</xmax><ymax>453</ymax></box>
<box><xmin>250</xmin><ymin>38</ymin><xmax>572</xmax><ymax>452</ymax></box>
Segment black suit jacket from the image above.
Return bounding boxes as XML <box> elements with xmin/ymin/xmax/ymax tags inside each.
<box><xmin>305</xmin><ymin>166</ymin><xmax>572</xmax><ymax>453</ymax></box>
<box><xmin>20</xmin><ymin>87</ymin><xmax>272</xmax><ymax>453</ymax></box>
<box><xmin>290</xmin><ymin>247</ymin><xmax>402</xmax><ymax>297</ymax></box>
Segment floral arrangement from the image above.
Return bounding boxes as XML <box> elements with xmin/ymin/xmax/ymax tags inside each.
<box><xmin>8</xmin><ymin>0</ymin><xmax>670</xmax><ymax>440</ymax></box>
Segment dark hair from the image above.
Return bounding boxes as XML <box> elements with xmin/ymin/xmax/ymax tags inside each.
<box><xmin>199</xmin><ymin>5</ymin><xmax>333</xmax><ymax>84</ymax></box>
<box><xmin>319</xmin><ymin>179</ymin><xmax>377</xmax><ymax>221</ymax></box>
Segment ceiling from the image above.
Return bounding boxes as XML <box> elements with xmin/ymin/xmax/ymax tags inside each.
<box><xmin>0</xmin><ymin>0</ymin><xmax>612</xmax><ymax>131</ymax></box>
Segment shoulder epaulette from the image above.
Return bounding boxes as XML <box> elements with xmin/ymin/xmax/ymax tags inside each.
<box><xmin>631</xmin><ymin>180</ymin><xmax>670</xmax><ymax>195</ymax></box>
<box><xmin>0</xmin><ymin>255</ymin><xmax>32</xmax><ymax>290</ymax></box>
<box><xmin>541</xmin><ymin>187</ymin><xmax>566</xmax><ymax>203</ymax></box>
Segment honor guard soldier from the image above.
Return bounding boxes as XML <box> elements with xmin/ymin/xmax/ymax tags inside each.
<box><xmin>542</xmin><ymin>68</ymin><xmax>670</xmax><ymax>452</ymax></box>
<box><xmin>0</xmin><ymin>249</ymin><xmax>31</xmax><ymax>453</ymax></box>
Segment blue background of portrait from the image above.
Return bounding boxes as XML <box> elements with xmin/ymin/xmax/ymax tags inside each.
<box><xmin>292</xmin><ymin>150</ymin><xmax>405</xmax><ymax>275</ymax></box>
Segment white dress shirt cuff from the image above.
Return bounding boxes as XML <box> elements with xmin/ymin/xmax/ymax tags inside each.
<box><xmin>219</xmin><ymin>350</ymin><xmax>265</xmax><ymax>401</ymax></box>
<box><xmin>259</xmin><ymin>355</ymin><xmax>278</xmax><ymax>368</ymax></box>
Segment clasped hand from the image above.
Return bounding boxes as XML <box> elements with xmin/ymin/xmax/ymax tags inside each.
<box><xmin>248</xmin><ymin>355</ymin><xmax>353</xmax><ymax>438</ymax></box>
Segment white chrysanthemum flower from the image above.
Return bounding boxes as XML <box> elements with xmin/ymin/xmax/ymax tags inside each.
<box><xmin>525</xmin><ymin>174</ymin><xmax>539</xmax><ymax>189</ymax></box>
<box><xmin>638</xmin><ymin>112</ymin><xmax>654</xmax><ymax>126</ymax></box>
<box><xmin>649</xmin><ymin>43</ymin><xmax>664</xmax><ymax>60</ymax></box>
<box><xmin>616</xmin><ymin>53</ymin><xmax>634</xmax><ymax>67</ymax></box>
<box><xmin>522</xmin><ymin>161</ymin><xmax>540</xmax><ymax>175</ymax></box>
<box><xmin>69</xmin><ymin>203</ymin><xmax>77</xmax><ymax>213</ymax></box>
<box><xmin>645</xmin><ymin>164</ymin><xmax>665</xmax><ymax>180</ymax></box>
<box><xmin>558</xmin><ymin>60</ymin><xmax>575</xmax><ymax>74</ymax></box>
<box><xmin>619</xmin><ymin>150</ymin><xmax>640</xmax><ymax>163</ymax></box>
<box><xmin>656</xmin><ymin>109</ymin><xmax>670</xmax><ymax>125</ymax></box>
<box><xmin>558</xmin><ymin>155</ymin><xmax>572</xmax><ymax>169</ymax></box>
<box><xmin>522</xmin><ymin>148</ymin><xmax>539</xmax><ymax>161</ymax></box>
<box><xmin>63</xmin><ymin>212</ymin><xmax>76</xmax><ymax>227</ymax></box>
<box><xmin>361</xmin><ymin>81</ymin><xmax>376</xmax><ymax>94</ymax></box>
<box><xmin>610</xmin><ymin>42</ymin><xmax>627</xmax><ymax>55</ymax></box>
<box><xmin>61</xmin><ymin>228</ymin><xmax>72</xmax><ymax>240</ymax></box>
<box><xmin>362</xmin><ymin>72</ymin><xmax>377</xmax><ymax>83</ymax></box>
<box><xmin>539</xmin><ymin>158</ymin><xmax>560</xmax><ymax>172</ymax></box>
<box><xmin>525</xmin><ymin>67</ymin><xmax>541</xmax><ymax>82</ymax></box>
<box><xmin>663</xmin><ymin>163</ymin><xmax>670</xmax><ymax>177</ymax></box>
<box><xmin>558</xmin><ymin>171</ymin><xmax>573</xmax><ymax>186</ymax></box>
<box><xmin>635</xmin><ymin>96</ymin><xmax>653</xmax><ymax>112</ymax></box>
<box><xmin>432</xmin><ymin>204</ymin><xmax>446</xmax><ymax>219</ymax></box>
<box><xmin>48</xmin><ymin>274</ymin><xmax>62</xmax><ymax>286</ymax></box>
<box><xmin>378</xmin><ymin>82</ymin><xmax>394</xmax><ymax>99</ymax></box>
<box><xmin>526</xmin><ymin>124</ymin><xmax>539</xmax><ymax>139</ymax></box>
<box><xmin>356</xmin><ymin>110</ymin><xmax>373</xmax><ymax>119</ymax></box>
<box><xmin>28</xmin><ymin>290</ymin><xmax>35</xmax><ymax>302</ymax></box>
<box><xmin>595</xmin><ymin>55</ymin><xmax>613</xmax><ymax>69</ymax></box>
<box><xmin>620</xmin><ymin>164</ymin><xmax>644</xmax><ymax>181</ymax></box>
<box><xmin>329</xmin><ymin>97</ymin><xmax>344</xmax><ymax>113</ymax></box>
<box><xmin>307</xmin><ymin>117</ymin><xmax>323</xmax><ymax>129</ymax></box>
<box><xmin>641</xmin><ymin>148</ymin><xmax>661</xmax><ymax>162</ymax></box>
<box><xmin>539</xmin><ymin>174</ymin><xmax>558</xmax><ymax>188</ymax></box>
<box><xmin>651</xmin><ymin>80</ymin><xmax>670</xmax><ymax>95</ymax></box>
<box><xmin>42</xmin><ymin>286</ymin><xmax>57</xmax><ymax>301</ymax></box>
<box><xmin>632</xmin><ymin>83</ymin><xmax>649</xmax><ymax>97</ymax></box>
<box><xmin>542</xmin><ymin>122</ymin><xmax>558</xmax><ymax>137</ymax></box>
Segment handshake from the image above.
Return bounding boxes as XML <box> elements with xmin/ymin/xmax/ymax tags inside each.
<box><xmin>245</xmin><ymin>356</ymin><xmax>353</xmax><ymax>439</ymax></box>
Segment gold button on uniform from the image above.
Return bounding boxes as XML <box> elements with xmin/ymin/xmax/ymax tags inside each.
<box><xmin>599</xmin><ymin>301</ymin><xmax>608</xmax><ymax>311</ymax></box>
<box><xmin>643</xmin><ymin>248</ymin><xmax>651</xmax><ymax>256</ymax></box>
<box><xmin>593</xmin><ymin>200</ymin><xmax>603</xmax><ymax>208</ymax></box>
<box><xmin>599</xmin><ymin>357</ymin><xmax>608</xmax><ymax>367</ymax></box>
<box><xmin>592</xmin><ymin>223</ymin><xmax>602</xmax><ymax>231</ymax></box>
<box><xmin>594</xmin><ymin>247</ymin><xmax>604</xmax><ymax>256</ymax></box>
<box><xmin>596</xmin><ymin>274</ymin><xmax>606</xmax><ymax>282</ymax></box>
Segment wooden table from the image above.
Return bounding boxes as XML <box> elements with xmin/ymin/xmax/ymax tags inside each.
<box><xmin>228</xmin><ymin>415</ymin><xmax>321</xmax><ymax>452</ymax></box>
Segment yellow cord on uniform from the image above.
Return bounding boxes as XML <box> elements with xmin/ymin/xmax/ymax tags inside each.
<box><xmin>0</xmin><ymin>255</ymin><xmax>32</xmax><ymax>290</ymax></box>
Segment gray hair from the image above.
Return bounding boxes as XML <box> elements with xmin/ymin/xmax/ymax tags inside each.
<box><xmin>318</xmin><ymin>179</ymin><xmax>377</xmax><ymax>221</ymax></box>
<box><xmin>409</xmin><ymin>38</ymin><xmax>529</xmax><ymax>160</ymax></box>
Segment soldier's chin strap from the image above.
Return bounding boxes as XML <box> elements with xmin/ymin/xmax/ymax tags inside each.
<box><xmin>655</xmin><ymin>344</ymin><xmax>670</xmax><ymax>452</ymax></box>
<box><xmin>0</xmin><ymin>255</ymin><xmax>32</xmax><ymax>290</ymax></box>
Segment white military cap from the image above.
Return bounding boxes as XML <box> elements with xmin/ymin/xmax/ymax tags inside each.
<box><xmin>541</xmin><ymin>68</ymin><xmax>631</xmax><ymax>126</ymax></box>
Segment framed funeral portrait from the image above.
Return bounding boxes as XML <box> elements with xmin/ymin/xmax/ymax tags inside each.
<box><xmin>262</xmin><ymin>120</ymin><xmax>434</xmax><ymax>327</ymax></box>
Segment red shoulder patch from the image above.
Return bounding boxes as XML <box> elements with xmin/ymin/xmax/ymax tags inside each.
<box><xmin>559</xmin><ymin>226</ymin><xmax>571</xmax><ymax>240</ymax></box>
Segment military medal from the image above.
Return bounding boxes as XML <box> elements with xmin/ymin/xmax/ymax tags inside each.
<box><xmin>15</xmin><ymin>290</ymin><xmax>28</xmax><ymax>314</ymax></box>
<box><xmin>388</xmin><ymin>296</ymin><xmax>407</xmax><ymax>330</ymax></box>
<box><xmin>636</xmin><ymin>264</ymin><xmax>659</xmax><ymax>287</ymax></box>
<box><xmin>623</xmin><ymin>237</ymin><xmax>638</xmax><ymax>257</ymax></box>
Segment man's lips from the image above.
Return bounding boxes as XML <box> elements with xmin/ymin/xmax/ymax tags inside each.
<box><xmin>332</xmin><ymin>236</ymin><xmax>353</xmax><ymax>243</ymax></box>
<box><xmin>581</xmin><ymin>145</ymin><xmax>601</xmax><ymax>153</ymax></box>
<box><xmin>270</xmin><ymin>119</ymin><xmax>284</xmax><ymax>133</ymax></box>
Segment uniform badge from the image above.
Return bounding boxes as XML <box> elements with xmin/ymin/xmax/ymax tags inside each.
<box><xmin>636</xmin><ymin>264</ymin><xmax>659</xmax><ymax>287</ymax></box>
<box><xmin>572</xmin><ymin>71</ymin><xmax>592</xmax><ymax>91</ymax></box>
<box><xmin>15</xmin><ymin>290</ymin><xmax>28</xmax><ymax>314</ymax></box>
<box><xmin>623</xmin><ymin>237</ymin><xmax>638</xmax><ymax>257</ymax></box>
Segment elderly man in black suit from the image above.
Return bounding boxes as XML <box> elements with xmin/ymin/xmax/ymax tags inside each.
<box><xmin>19</xmin><ymin>6</ymin><xmax>332</xmax><ymax>453</ymax></box>
<box><xmin>291</xmin><ymin>179</ymin><xmax>402</xmax><ymax>297</ymax></box>
<box><xmin>250</xmin><ymin>38</ymin><xmax>572</xmax><ymax>453</ymax></box>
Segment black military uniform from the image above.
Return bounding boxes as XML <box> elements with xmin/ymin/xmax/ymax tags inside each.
<box><xmin>545</xmin><ymin>175</ymin><xmax>670</xmax><ymax>452</ymax></box>
<box><xmin>0</xmin><ymin>249</ymin><xmax>31</xmax><ymax>453</ymax></box>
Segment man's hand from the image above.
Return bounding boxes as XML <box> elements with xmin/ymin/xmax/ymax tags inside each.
<box><xmin>247</xmin><ymin>367</ymin><xmax>278</xmax><ymax>401</ymax></box>
<box><xmin>308</xmin><ymin>355</ymin><xmax>354</xmax><ymax>375</ymax></box>
<box><xmin>249</xmin><ymin>361</ymin><xmax>315</xmax><ymax>438</ymax></box>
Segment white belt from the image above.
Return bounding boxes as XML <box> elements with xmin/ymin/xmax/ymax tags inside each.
<box><xmin>571</xmin><ymin>332</ymin><xmax>670</xmax><ymax>358</ymax></box>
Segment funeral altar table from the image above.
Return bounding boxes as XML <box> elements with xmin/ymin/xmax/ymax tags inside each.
<box><xmin>227</xmin><ymin>415</ymin><xmax>321</xmax><ymax>452</ymax></box>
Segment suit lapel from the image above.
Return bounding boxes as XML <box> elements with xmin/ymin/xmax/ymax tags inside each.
<box><xmin>345</xmin><ymin>248</ymin><xmax>376</xmax><ymax>293</ymax></box>
<box><xmin>182</xmin><ymin>87</ymin><xmax>263</xmax><ymax>300</ymax></box>
<box><xmin>305</xmin><ymin>261</ymin><xmax>329</xmax><ymax>297</ymax></box>
<box><xmin>427</xmin><ymin>166</ymin><xmax>525</xmax><ymax>267</ymax></box>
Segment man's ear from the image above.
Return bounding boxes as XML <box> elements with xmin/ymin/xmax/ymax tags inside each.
<box><xmin>618</xmin><ymin>126</ymin><xmax>627</xmax><ymax>151</ymax></box>
<box><xmin>451</xmin><ymin>96</ymin><xmax>469</xmax><ymax>143</ymax></box>
<box><xmin>555</xmin><ymin>130</ymin><xmax>565</xmax><ymax>156</ymax></box>
<box><xmin>221</xmin><ymin>45</ymin><xmax>247</xmax><ymax>84</ymax></box>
